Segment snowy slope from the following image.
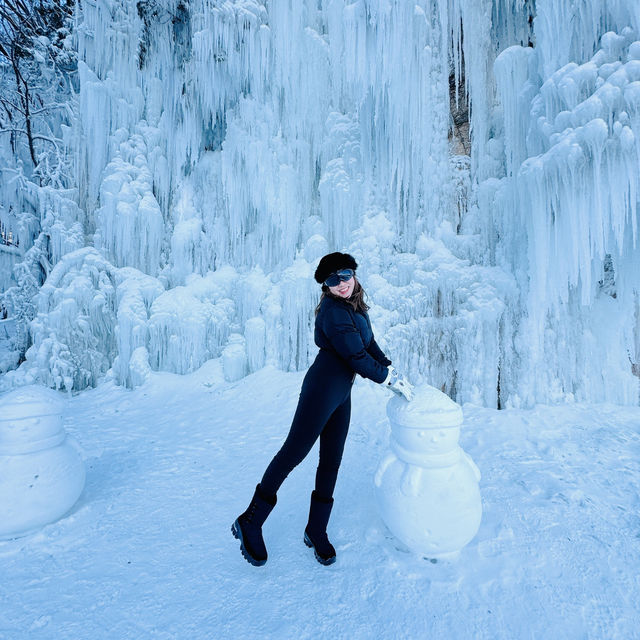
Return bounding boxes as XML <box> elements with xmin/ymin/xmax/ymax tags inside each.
<box><xmin>1</xmin><ymin>364</ymin><xmax>639</xmax><ymax>639</ymax></box>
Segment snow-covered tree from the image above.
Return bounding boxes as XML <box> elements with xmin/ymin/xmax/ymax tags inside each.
<box><xmin>0</xmin><ymin>0</ymin><xmax>76</xmax><ymax>185</ymax></box>
<box><xmin>0</xmin><ymin>0</ymin><xmax>79</xmax><ymax>366</ymax></box>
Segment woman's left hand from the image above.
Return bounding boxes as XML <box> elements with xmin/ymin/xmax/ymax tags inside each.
<box><xmin>383</xmin><ymin>366</ymin><xmax>415</xmax><ymax>402</ymax></box>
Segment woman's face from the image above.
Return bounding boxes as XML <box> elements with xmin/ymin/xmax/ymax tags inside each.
<box><xmin>328</xmin><ymin>274</ymin><xmax>355</xmax><ymax>298</ymax></box>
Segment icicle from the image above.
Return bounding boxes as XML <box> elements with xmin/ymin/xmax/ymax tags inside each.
<box><xmin>494</xmin><ymin>45</ymin><xmax>537</xmax><ymax>176</ymax></box>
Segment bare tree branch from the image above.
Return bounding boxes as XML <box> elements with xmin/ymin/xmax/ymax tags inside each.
<box><xmin>0</xmin><ymin>128</ymin><xmax>62</xmax><ymax>146</ymax></box>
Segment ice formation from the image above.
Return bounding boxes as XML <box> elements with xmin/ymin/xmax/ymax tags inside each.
<box><xmin>1</xmin><ymin>0</ymin><xmax>639</xmax><ymax>406</ymax></box>
<box><xmin>488</xmin><ymin>7</ymin><xmax>640</xmax><ymax>404</ymax></box>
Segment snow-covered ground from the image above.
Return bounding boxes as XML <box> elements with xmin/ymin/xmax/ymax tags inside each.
<box><xmin>1</xmin><ymin>364</ymin><xmax>639</xmax><ymax>639</ymax></box>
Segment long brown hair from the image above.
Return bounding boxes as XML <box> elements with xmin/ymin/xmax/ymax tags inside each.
<box><xmin>315</xmin><ymin>277</ymin><xmax>370</xmax><ymax>316</ymax></box>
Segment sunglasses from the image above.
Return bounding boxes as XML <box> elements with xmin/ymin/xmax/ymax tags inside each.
<box><xmin>324</xmin><ymin>269</ymin><xmax>354</xmax><ymax>288</ymax></box>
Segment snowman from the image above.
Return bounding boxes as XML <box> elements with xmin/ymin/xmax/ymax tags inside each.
<box><xmin>0</xmin><ymin>385</ymin><xmax>85</xmax><ymax>539</ymax></box>
<box><xmin>374</xmin><ymin>384</ymin><xmax>482</xmax><ymax>558</ymax></box>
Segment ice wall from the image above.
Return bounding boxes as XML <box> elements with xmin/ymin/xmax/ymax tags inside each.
<box><xmin>3</xmin><ymin>0</ymin><xmax>640</xmax><ymax>406</ymax></box>
<box><xmin>50</xmin><ymin>0</ymin><xmax>502</xmax><ymax>401</ymax></box>
<box><xmin>484</xmin><ymin>4</ymin><xmax>640</xmax><ymax>403</ymax></box>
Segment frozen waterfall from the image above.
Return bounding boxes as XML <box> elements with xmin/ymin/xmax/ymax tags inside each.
<box><xmin>1</xmin><ymin>0</ymin><xmax>639</xmax><ymax>407</ymax></box>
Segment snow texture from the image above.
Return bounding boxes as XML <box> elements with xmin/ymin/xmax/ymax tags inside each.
<box><xmin>1</xmin><ymin>365</ymin><xmax>638</xmax><ymax>638</ymax></box>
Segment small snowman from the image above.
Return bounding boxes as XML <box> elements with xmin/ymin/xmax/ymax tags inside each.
<box><xmin>374</xmin><ymin>384</ymin><xmax>482</xmax><ymax>559</ymax></box>
<box><xmin>0</xmin><ymin>385</ymin><xmax>85</xmax><ymax>539</ymax></box>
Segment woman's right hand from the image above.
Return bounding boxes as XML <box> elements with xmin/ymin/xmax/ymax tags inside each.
<box><xmin>383</xmin><ymin>366</ymin><xmax>414</xmax><ymax>402</ymax></box>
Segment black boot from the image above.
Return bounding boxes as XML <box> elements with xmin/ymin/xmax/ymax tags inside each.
<box><xmin>232</xmin><ymin>484</ymin><xmax>277</xmax><ymax>566</ymax></box>
<box><xmin>304</xmin><ymin>491</ymin><xmax>336</xmax><ymax>565</ymax></box>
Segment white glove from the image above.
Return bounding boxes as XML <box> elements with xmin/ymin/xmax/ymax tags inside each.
<box><xmin>382</xmin><ymin>366</ymin><xmax>414</xmax><ymax>402</ymax></box>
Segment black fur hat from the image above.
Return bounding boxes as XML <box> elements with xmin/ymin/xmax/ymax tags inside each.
<box><xmin>314</xmin><ymin>252</ymin><xmax>358</xmax><ymax>284</ymax></box>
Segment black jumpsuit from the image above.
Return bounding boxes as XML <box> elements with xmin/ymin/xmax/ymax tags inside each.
<box><xmin>260</xmin><ymin>294</ymin><xmax>391</xmax><ymax>499</ymax></box>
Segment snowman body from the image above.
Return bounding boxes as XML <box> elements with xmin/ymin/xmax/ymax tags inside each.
<box><xmin>374</xmin><ymin>384</ymin><xmax>481</xmax><ymax>558</ymax></box>
<box><xmin>0</xmin><ymin>386</ymin><xmax>85</xmax><ymax>539</ymax></box>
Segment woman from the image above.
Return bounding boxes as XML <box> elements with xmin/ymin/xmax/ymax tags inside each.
<box><xmin>232</xmin><ymin>252</ymin><xmax>413</xmax><ymax>566</ymax></box>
